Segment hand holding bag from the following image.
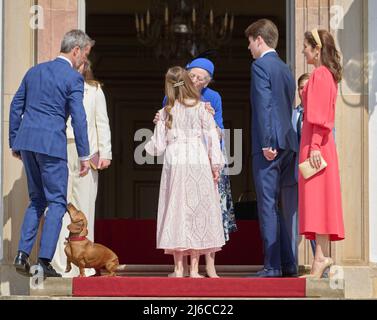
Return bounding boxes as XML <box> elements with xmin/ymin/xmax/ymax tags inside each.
<box><xmin>299</xmin><ymin>155</ymin><xmax>327</xmax><ymax>179</ymax></box>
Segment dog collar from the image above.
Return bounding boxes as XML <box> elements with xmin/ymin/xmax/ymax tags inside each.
<box><xmin>67</xmin><ymin>236</ymin><xmax>87</xmax><ymax>241</ymax></box>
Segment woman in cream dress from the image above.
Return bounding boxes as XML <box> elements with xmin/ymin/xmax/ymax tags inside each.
<box><xmin>51</xmin><ymin>61</ymin><xmax>112</xmax><ymax>277</ymax></box>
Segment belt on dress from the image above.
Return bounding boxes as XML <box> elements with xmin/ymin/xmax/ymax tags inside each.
<box><xmin>168</xmin><ymin>136</ymin><xmax>201</xmax><ymax>144</ymax></box>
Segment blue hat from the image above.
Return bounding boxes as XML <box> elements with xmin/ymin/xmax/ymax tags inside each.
<box><xmin>186</xmin><ymin>58</ymin><xmax>214</xmax><ymax>78</ymax></box>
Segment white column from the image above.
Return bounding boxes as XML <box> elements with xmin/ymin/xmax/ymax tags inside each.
<box><xmin>0</xmin><ymin>0</ymin><xmax>4</xmax><ymax>262</ymax></box>
<box><xmin>78</xmin><ymin>0</ymin><xmax>86</xmax><ymax>31</ymax></box>
<box><xmin>368</xmin><ymin>0</ymin><xmax>377</xmax><ymax>263</ymax></box>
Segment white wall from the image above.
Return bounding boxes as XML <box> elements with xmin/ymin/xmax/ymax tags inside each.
<box><xmin>368</xmin><ymin>0</ymin><xmax>377</xmax><ymax>263</ymax></box>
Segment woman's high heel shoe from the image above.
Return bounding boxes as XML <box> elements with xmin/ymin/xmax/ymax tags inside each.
<box><xmin>301</xmin><ymin>258</ymin><xmax>334</xmax><ymax>279</ymax></box>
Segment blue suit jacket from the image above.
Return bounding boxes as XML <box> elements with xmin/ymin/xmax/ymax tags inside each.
<box><xmin>250</xmin><ymin>52</ymin><xmax>297</xmax><ymax>154</ymax></box>
<box><xmin>9</xmin><ymin>58</ymin><xmax>90</xmax><ymax>160</ymax></box>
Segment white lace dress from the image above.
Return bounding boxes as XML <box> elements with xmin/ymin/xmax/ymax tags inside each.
<box><xmin>145</xmin><ymin>100</ymin><xmax>225</xmax><ymax>255</ymax></box>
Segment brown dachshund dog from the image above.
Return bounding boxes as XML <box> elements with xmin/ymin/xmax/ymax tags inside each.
<box><xmin>65</xmin><ymin>203</ymin><xmax>120</xmax><ymax>276</ymax></box>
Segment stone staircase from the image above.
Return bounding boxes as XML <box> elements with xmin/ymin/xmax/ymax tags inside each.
<box><xmin>4</xmin><ymin>264</ymin><xmax>377</xmax><ymax>299</ymax></box>
<box><xmin>27</xmin><ymin>265</ymin><xmax>344</xmax><ymax>299</ymax></box>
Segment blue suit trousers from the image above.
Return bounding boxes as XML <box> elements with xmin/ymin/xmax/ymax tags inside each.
<box><xmin>280</xmin><ymin>183</ymin><xmax>298</xmax><ymax>266</ymax></box>
<box><xmin>252</xmin><ymin>149</ymin><xmax>297</xmax><ymax>271</ymax></box>
<box><xmin>18</xmin><ymin>151</ymin><xmax>68</xmax><ymax>260</ymax></box>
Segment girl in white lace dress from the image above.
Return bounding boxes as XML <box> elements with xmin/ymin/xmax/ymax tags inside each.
<box><xmin>145</xmin><ymin>66</ymin><xmax>225</xmax><ymax>278</ymax></box>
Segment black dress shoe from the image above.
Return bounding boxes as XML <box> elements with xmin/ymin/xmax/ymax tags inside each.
<box><xmin>282</xmin><ymin>270</ymin><xmax>298</xmax><ymax>277</ymax></box>
<box><xmin>256</xmin><ymin>268</ymin><xmax>282</xmax><ymax>278</ymax></box>
<box><xmin>14</xmin><ymin>251</ymin><xmax>31</xmax><ymax>277</ymax></box>
<box><xmin>36</xmin><ymin>258</ymin><xmax>62</xmax><ymax>278</ymax></box>
<box><xmin>282</xmin><ymin>265</ymin><xmax>298</xmax><ymax>278</ymax></box>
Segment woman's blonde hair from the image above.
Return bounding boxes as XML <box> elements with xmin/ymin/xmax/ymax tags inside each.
<box><xmin>164</xmin><ymin>66</ymin><xmax>200</xmax><ymax>129</ymax></box>
<box><xmin>82</xmin><ymin>60</ymin><xmax>102</xmax><ymax>88</ymax></box>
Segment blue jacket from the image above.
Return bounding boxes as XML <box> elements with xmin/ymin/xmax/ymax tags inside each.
<box><xmin>9</xmin><ymin>57</ymin><xmax>90</xmax><ymax>160</ymax></box>
<box><xmin>250</xmin><ymin>52</ymin><xmax>297</xmax><ymax>154</ymax></box>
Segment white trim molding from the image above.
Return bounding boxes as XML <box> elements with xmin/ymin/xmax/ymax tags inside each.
<box><xmin>368</xmin><ymin>0</ymin><xmax>377</xmax><ymax>263</ymax></box>
<box><xmin>0</xmin><ymin>0</ymin><xmax>4</xmax><ymax>262</ymax></box>
<box><xmin>78</xmin><ymin>0</ymin><xmax>86</xmax><ymax>31</ymax></box>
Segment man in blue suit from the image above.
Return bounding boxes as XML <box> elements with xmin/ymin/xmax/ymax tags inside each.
<box><xmin>245</xmin><ymin>19</ymin><xmax>298</xmax><ymax>277</ymax></box>
<box><xmin>9</xmin><ymin>29</ymin><xmax>93</xmax><ymax>277</ymax></box>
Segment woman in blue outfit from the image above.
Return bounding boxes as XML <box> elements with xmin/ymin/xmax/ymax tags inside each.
<box><xmin>157</xmin><ymin>58</ymin><xmax>237</xmax><ymax>277</ymax></box>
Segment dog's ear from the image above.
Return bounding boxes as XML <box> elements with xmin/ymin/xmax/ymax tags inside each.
<box><xmin>67</xmin><ymin>223</ymin><xmax>82</xmax><ymax>233</ymax></box>
<box><xmin>77</xmin><ymin>210</ymin><xmax>87</xmax><ymax>221</ymax></box>
<box><xmin>75</xmin><ymin>217</ymin><xmax>88</xmax><ymax>237</ymax></box>
<box><xmin>79</xmin><ymin>211</ymin><xmax>88</xmax><ymax>225</ymax></box>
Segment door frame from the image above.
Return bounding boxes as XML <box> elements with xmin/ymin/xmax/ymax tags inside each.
<box><xmin>0</xmin><ymin>0</ymin><xmax>4</xmax><ymax>261</ymax></box>
<box><xmin>78</xmin><ymin>0</ymin><xmax>86</xmax><ymax>31</ymax></box>
<box><xmin>286</xmin><ymin>0</ymin><xmax>295</xmax><ymax>72</ymax></box>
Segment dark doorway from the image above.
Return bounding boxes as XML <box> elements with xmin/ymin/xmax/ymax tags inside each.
<box><xmin>86</xmin><ymin>0</ymin><xmax>287</xmax><ymax>220</ymax></box>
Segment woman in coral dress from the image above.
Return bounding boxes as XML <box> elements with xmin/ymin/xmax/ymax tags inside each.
<box><xmin>299</xmin><ymin>29</ymin><xmax>345</xmax><ymax>278</ymax></box>
<box><xmin>145</xmin><ymin>66</ymin><xmax>225</xmax><ymax>278</ymax></box>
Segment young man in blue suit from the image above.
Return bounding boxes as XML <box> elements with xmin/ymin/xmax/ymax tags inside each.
<box><xmin>245</xmin><ymin>19</ymin><xmax>298</xmax><ymax>277</ymax></box>
<box><xmin>9</xmin><ymin>29</ymin><xmax>94</xmax><ymax>277</ymax></box>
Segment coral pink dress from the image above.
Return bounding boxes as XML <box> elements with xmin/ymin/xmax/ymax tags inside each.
<box><xmin>298</xmin><ymin>66</ymin><xmax>345</xmax><ymax>241</ymax></box>
<box><xmin>145</xmin><ymin>100</ymin><xmax>225</xmax><ymax>255</ymax></box>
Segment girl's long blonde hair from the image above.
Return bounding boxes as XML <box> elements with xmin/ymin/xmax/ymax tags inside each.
<box><xmin>164</xmin><ymin>66</ymin><xmax>200</xmax><ymax>129</ymax></box>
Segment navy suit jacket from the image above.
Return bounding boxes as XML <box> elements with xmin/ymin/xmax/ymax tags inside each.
<box><xmin>9</xmin><ymin>58</ymin><xmax>90</xmax><ymax>160</ymax></box>
<box><xmin>250</xmin><ymin>51</ymin><xmax>297</xmax><ymax>155</ymax></box>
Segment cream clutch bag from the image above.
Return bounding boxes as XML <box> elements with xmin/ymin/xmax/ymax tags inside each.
<box><xmin>299</xmin><ymin>155</ymin><xmax>327</xmax><ymax>179</ymax></box>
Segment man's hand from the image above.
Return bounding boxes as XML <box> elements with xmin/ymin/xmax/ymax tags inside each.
<box><xmin>309</xmin><ymin>149</ymin><xmax>322</xmax><ymax>170</ymax></box>
<box><xmin>153</xmin><ymin>112</ymin><xmax>160</xmax><ymax>125</ymax></box>
<box><xmin>12</xmin><ymin>151</ymin><xmax>21</xmax><ymax>160</ymax></box>
<box><xmin>205</xmin><ymin>102</ymin><xmax>215</xmax><ymax>116</ymax></box>
<box><xmin>79</xmin><ymin>160</ymin><xmax>90</xmax><ymax>177</ymax></box>
<box><xmin>98</xmin><ymin>159</ymin><xmax>111</xmax><ymax>170</ymax></box>
<box><xmin>262</xmin><ymin>147</ymin><xmax>278</xmax><ymax>161</ymax></box>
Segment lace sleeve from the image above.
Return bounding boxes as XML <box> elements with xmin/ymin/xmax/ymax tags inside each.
<box><xmin>145</xmin><ymin>109</ymin><xmax>167</xmax><ymax>156</ymax></box>
<box><xmin>200</xmin><ymin>104</ymin><xmax>225</xmax><ymax>172</ymax></box>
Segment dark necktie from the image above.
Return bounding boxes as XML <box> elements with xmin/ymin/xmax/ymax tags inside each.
<box><xmin>297</xmin><ymin>109</ymin><xmax>303</xmax><ymax>143</ymax></box>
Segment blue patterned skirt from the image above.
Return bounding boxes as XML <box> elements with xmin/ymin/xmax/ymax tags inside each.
<box><xmin>218</xmin><ymin>147</ymin><xmax>237</xmax><ymax>241</ymax></box>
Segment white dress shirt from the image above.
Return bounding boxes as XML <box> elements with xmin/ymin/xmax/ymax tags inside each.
<box><xmin>292</xmin><ymin>105</ymin><xmax>303</xmax><ymax>133</ymax></box>
<box><xmin>260</xmin><ymin>49</ymin><xmax>277</xmax><ymax>58</ymax></box>
<box><xmin>57</xmin><ymin>55</ymin><xmax>73</xmax><ymax>67</ymax></box>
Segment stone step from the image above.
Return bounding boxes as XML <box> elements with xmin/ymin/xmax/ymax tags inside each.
<box><xmin>29</xmin><ymin>277</ymin><xmax>345</xmax><ymax>299</ymax></box>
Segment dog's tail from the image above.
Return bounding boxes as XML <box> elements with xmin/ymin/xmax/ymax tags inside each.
<box><xmin>116</xmin><ymin>264</ymin><xmax>127</xmax><ymax>271</ymax></box>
